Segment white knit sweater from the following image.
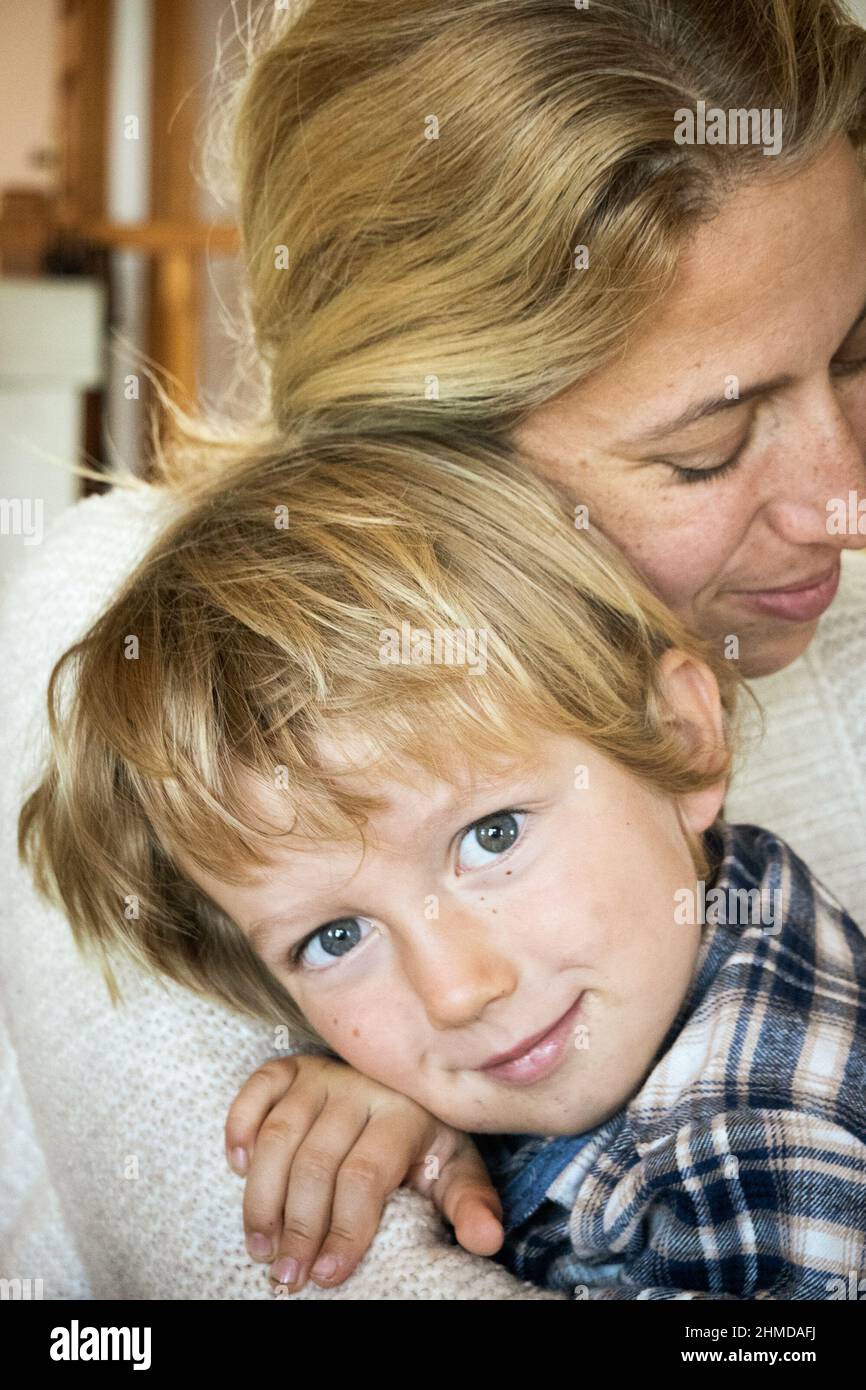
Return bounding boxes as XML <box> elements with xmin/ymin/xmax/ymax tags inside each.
<box><xmin>1</xmin><ymin>484</ymin><xmax>864</xmax><ymax>1300</ymax></box>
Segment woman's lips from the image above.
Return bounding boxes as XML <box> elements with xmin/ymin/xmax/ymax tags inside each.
<box><xmin>730</xmin><ymin>560</ymin><xmax>841</xmax><ymax>623</ymax></box>
<box><xmin>477</xmin><ymin>994</ymin><xmax>584</xmax><ymax>1086</ymax></box>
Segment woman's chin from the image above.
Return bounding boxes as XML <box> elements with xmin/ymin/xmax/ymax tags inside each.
<box><xmin>738</xmin><ymin>618</ymin><xmax>820</xmax><ymax>679</ymax></box>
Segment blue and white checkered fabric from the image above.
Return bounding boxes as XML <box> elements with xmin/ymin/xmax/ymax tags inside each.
<box><xmin>469</xmin><ymin>822</ymin><xmax>866</xmax><ymax>1300</ymax></box>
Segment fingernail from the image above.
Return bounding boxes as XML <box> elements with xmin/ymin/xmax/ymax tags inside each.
<box><xmin>229</xmin><ymin>1146</ymin><xmax>248</xmax><ymax>1174</ymax></box>
<box><xmin>271</xmin><ymin>1257</ymin><xmax>299</xmax><ymax>1286</ymax></box>
<box><xmin>248</xmin><ymin>1233</ymin><xmax>273</xmax><ymax>1260</ymax></box>
<box><xmin>311</xmin><ymin>1253</ymin><xmax>339</xmax><ymax>1281</ymax></box>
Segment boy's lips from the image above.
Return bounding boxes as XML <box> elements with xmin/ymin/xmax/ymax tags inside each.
<box><xmin>475</xmin><ymin>994</ymin><xmax>584</xmax><ymax>1086</ymax></box>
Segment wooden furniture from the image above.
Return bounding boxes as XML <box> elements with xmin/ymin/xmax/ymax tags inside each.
<box><xmin>56</xmin><ymin>0</ymin><xmax>111</xmax><ymax>230</ymax></box>
<box><xmin>78</xmin><ymin>219</ymin><xmax>240</xmax><ymax>414</ymax></box>
<box><xmin>48</xmin><ymin>0</ymin><xmax>242</xmax><ymax>475</ymax></box>
<box><xmin>0</xmin><ymin>190</ymin><xmax>58</xmax><ymax>277</ymax></box>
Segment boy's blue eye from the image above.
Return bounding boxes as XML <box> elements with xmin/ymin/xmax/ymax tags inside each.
<box><xmin>287</xmin><ymin>809</ymin><xmax>528</xmax><ymax>971</ymax></box>
<box><xmin>457</xmin><ymin>810</ymin><xmax>527</xmax><ymax>869</ymax></box>
<box><xmin>290</xmin><ymin>916</ymin><xmax>374</xmax><ymax>971</ymax></box>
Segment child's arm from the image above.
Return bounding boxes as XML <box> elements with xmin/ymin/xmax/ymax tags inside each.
<box><xmin>225</xmin><ymin>1053</ymin><xmax>506</xmax><ymax>1294</ymax></box>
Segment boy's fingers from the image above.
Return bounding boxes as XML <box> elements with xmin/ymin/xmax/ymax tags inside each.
<box><xmin>224</xmin><ymin>1056</ymin><xmax>302</xmax><ymax>1172</ymax></box>
<box><xmin>269</xmin><ymin>1110</ymin><xmax>424</xmax><ymax>1292</ymax></box>
<box><xmin>266</xmin><ymin>1104</ymin><xmax>380</xmax><ymax>1291</ymax></box>
<box><xmin>428</xmin><ymin>1143</ymin><xmax>505</xmax><ymax>1257</ymax></box>
<box><xmin>242</xmin><ymin>1090</ymin><xmax>334</xmax><ymax>1261</ymax></box>
<box><xmin>449</xmin><ymin>1184</ymin><xmax>506</xmax><ymax>1256</ymax></box>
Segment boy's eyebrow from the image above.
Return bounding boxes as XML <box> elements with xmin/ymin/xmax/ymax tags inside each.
<box><xmin>249</xmin><ymin>914</ymin><xmax>302</xmax><ymax>950</ymax></box>
<box><xmin>246</xmin><ymin>764</ymin><xmax>539</xmax><ymax>948</ymax></box>
<box><xmin>617</xmin><ymin>291</ymin><xmax>866</xmax><ymax>448</ymax></box>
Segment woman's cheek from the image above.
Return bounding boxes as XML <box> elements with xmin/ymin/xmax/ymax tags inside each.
<box><xmin>632</xmin><ymin>512</ymin><xmax>737</xmax><ymax>615</ymax></box>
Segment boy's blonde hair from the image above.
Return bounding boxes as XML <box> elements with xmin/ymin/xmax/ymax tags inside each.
<box><xmin>19</xmin><ymin>434</ymin><xmax>739</xmax><ymax>1046</ymax></box>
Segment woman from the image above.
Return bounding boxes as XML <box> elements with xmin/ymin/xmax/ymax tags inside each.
<box><xmin>229</xmin><ymin>0</ymin><xmax>866</xmax><ymax>682</ymax></box>
<box><xmin>4</xmin><ymin>0</ymin><xmax>866</xmax><ymax>1301</ymax></box>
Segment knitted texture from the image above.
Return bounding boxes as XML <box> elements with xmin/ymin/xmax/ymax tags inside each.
<box><xmin>725</xmin><ymin>552</ymin><xmax>866</xmax><ymax>926</ymax></box>
<box><xmin>1</xmin><ymin>484</ymin><xmax>863</xmax><ymax>1298</ymax></box>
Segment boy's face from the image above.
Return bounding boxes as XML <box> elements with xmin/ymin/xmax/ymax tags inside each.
<box><xmin>174</xmin><ymin>658</ymin><xmax>726</xmax><ymax>1137</ymax></box>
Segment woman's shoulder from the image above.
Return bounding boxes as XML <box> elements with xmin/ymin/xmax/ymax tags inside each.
<box><xmin>0</xmin><ymin>480</ymin><xmax>183</xmax><ymax>643</ymax></box>
<box><xmin>809</xmin><ymin>549</ymin><xmax>866</xmax><ymax>684</ymax></box>
<box><xmin>725</xmin><ymin>551</ymin><xmax>866</xmax><ymax>927</ymax></box>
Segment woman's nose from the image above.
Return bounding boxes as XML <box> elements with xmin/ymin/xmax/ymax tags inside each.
<box><xmin>396</xmin><ymin>910</ymin><xmax>518</xmax><ymax>1031</ymax></box>
<box><xmin>761</xmin><ymin>381</ymin><xmax>866</xmax><ymax>548</ymax></box>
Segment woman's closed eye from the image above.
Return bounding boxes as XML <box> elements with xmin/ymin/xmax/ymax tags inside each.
<box><xmin>286</xmin><ymin>809</ymin><xmax>529</xmax><ymax>971</ymax></box>
<box><xmin>657</xmin><ymin>424</ymin><xmax>754</xmax><ymax>486</ymax></box>
<box><xmin>663</xmin><ymin>351</ymin><xmax>866</xmax><ymax>484</ymax></box>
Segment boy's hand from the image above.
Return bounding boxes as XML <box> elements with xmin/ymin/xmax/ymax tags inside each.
<box><xmin>225</xmin><ymin>1053</ymin><xmax>505</xmax><ymax>1294</ymax></box>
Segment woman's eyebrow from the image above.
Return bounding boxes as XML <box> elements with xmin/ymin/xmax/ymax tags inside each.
<box><xmin>620</xmin><ymin>372</ymin><xmax>793</xmax><ymax>448</ymax></box>
<box><xmin>620</xmin><ymin>291</ymin><xmax>866</xmax><ymax>450</ymax></box>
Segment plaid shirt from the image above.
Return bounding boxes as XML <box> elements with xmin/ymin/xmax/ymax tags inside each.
<box><xmin>468</xmin><ymin>822</ymin><xmax>866</xmax><ymax>1300</ymax></box>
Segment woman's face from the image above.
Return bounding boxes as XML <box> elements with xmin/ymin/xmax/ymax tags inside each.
<box><xmin>514</xmin><ymin>134</ymin><xmax>866</xmax><ymax>678</ymax></box>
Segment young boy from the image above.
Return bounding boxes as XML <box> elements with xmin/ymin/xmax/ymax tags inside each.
<box><xmin>19</xmin><ymin>433</ymin><xmax>866</xmax><ymax>1301</ymax></box>
<box><xmin>226</xmin><ymin>795</ymin><xmax>866</xmax><ymax>1302</ymax></box>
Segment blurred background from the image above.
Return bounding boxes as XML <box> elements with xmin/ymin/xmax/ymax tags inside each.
<box><xmin>0</xmin><ymin>0</ymin><xmax>274</xmax><ymax>588</ymax></box>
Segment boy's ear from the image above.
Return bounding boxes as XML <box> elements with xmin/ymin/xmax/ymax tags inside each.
<box><xmin>656</xmin><ymin>648</ymin><xmax>727</xmax><ymax>834</ymax></box>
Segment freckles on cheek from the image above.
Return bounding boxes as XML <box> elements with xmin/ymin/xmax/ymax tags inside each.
<box><xmin>330</xmin><ymin>1018</ymin><xmax>362</xmax><ymax>1041</ymax></box>
<box><xmin>588</xmin><ymin>508</ymin><xmax>684</xmax><ymax>606</ymax></box>
<box><xmin>300</xmin><ymin>979</ymin><xmax>424</xmax><ymax>1091</ymax></box>
<box><xmin>317</xmin><ymin>1006</ymin><xmax>363</xmax><ymax>1052</ymax></box>
<box><xmin>306</xmin><ymin>997</ymin><xmax>397</xmax><ymax>1079</ymax></box>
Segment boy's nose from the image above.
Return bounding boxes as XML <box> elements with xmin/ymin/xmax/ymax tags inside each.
<box><xmin>397</xmin><ymin>914</ymin><xmax>518</xmax><ymax>1032</ymax></box>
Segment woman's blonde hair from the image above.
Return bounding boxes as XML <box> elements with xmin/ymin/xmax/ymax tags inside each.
<box><xmin>154</xmin><ymin>0</ymin><xmax>866</xmax><ymax>476</ymax></box>
<box><xmin>20</xmin><ymin>433</ymin><xmax>739</xmax><ymax>1045</ymax></box>
<box><xmin>70</xmin><ymin>0</ymin><xmax>866</xmax><ymax>499</ymax></box>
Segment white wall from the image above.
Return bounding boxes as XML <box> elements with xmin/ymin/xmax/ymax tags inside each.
<box><xmin>0</xmin><ymin>0</ymin><xmax>59</xmax><ymax>192</ymax></box>
<box><xmin>103</xmin><ymin>0</ymin><xmax>153</xmax><ymax>478</ymax></box>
